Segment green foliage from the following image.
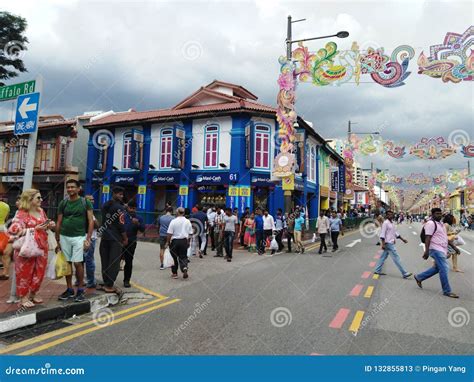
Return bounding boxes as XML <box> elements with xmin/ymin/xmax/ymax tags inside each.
<box><xmin>0</xmin><ymin>11</ymin><xmax>28</xmax><ymax>86</ymax></box>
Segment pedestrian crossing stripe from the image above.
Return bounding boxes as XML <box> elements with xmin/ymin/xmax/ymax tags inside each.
<box><xmin>364</xmin><ymin>286</ymin><xmax>374</xmax><ymax>298</ymax></box>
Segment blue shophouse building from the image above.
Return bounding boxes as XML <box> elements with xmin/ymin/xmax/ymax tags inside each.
<box><xmin>84</xmin><ymin>80</ymin><xmax>345</xmax><ymax>224</ymax></box>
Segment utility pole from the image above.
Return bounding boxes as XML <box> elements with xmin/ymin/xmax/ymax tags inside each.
<box><xmin>347</xmin><ymin>120</ymin><xmax>352</xmax><ymax>142</ymax></box>
<box><xmin>286</xmin><ymin>15</ymin><xmax>292</xmax><ymax>60</ymax></box>
<box><xmin>468</xmin><ymin>160</ymin><xmax>471</xmax><ymax>176</ymax></box>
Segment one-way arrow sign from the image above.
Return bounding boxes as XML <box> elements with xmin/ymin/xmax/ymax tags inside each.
<box><xmin>14</xmin><ymin>92</ymin><xmax>40</xmax><ymax>135</ymax></box>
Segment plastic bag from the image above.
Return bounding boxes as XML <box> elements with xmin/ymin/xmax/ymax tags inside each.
<box><xmin>311</xmin><ymin>233</ymin><xmax>317</xmax><ymax>243</ymax></box>
<box><xmin>270</xmin><ymin>237</ymin><xmax>278</xmax><ymax>250</ymax></box>
<box><xmin>55</xmin><ymin>251</ymin><xmax>72</xmax><ymax>278</ymax></box>
<box><xmin>47</xmin><ymin>230</ymin><xmax>58</xmax><ymax>251</ymax></box>
<box><xmin>454</xmin><ymin>236</ymin><xmax>465</xmax><ymax>246</ymax></box>
<box><xmin>163</xmin><ymin>248</ymin><xmax>174</xmax><ymax>268</ymax></box>
<box><xmin>46</xmin><ymin>251</ymin><xmax>58</xmax><ymax>279</ymax></box>
<box><xmin>19</xmin><ymin>229</ymin><xmax>44</xmax><ymax>258</ymax></box>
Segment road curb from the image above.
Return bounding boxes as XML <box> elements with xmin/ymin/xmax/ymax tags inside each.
<box><xmin>0</xmin><ymin>294</ymin><xmax>122</xmax><ymax>335</ymax></box>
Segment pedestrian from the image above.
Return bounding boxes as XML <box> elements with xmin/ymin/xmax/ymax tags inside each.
<box><xmin>158</xmin><ymin>207</ymin><xmax>174</xmax><ymax>270</ymax></box>
<box><xmin>316</xmin><ymin>210</ymin><xmax>330</xmax><ymax>254</ymax></box>
<box><xmin>243</xmin><ymin>212</ymin><xmax>256</xmax><ymax>252</ymax></box>
<box><xmin>443</xmin><ymin>214</ymin><xmax>463</xmax><ymax>273</ymax></box>
<box><xmin>414</xmin><ymin>208</ymin><xmax>459</xmax><ymax>298</ymax></box>
<box><xmin>122</xmin><ymin>200</ymin><xmax>145</xmax><ymax>288</ymax></box>
<box><xmin>0</xmin><ymin>200</ymin><xmax>11</xmax><ymax>280</ymax></box>
<box><xmin>56</xmin><ymin>179</ymin><xmax>94</xmax><ymax>302</ymax></box>
<box><xmin>329</xmin><ymin>211</ymin><xmax>343</xmax><ymax>252</ymax></box>
<box><xmin>213</xmin><ymin>206</ymin><xmax>225</xmax><ymax>257</ymax></box>
<box><xmin>8</xmin><ymin>189</ymin><xmax>54</xmax><ymax>308</ymax></box>
<box><xmin>285</xmin><ymin>211</ymin><xmax>295</xmax><ymax>253</ymax></box>
<box><xmin>239</xmin><ymin>208</ymin><xmax>250</xmax><ymax>248</ymax></box>
<box><xmin>207</xmin><ymin>206</ymin><xmax>216</xmax><ymax>251</ymax></box>
<box><xmin>223</xmin><ymin>208</ymin><xmax>238</xmax><ymax>262</ymax></box>
<box><xmin>190</xmin><ymin>204</ymin><xmax>208</xmax><ymax>258</ymax></box>
<box><xmin>166</xmin><ymin>207</ymin><xmax>193</xmax><ymax>279</ymax></box>
<box><xmin>262</xmin><ymin>209</ymin><xmax>275</xmax><ymax>254</ymax></box>
<box><xmin>99</xmin><ymin>186</ymin><xmax>128</xmax><ymax>295</ymax></box>
<box><xmin>81</xmin><ymin>195</ymin><xmax>98</xmax><ymax>288</ymax></box>
<box><xmin>373</xmin><ymin>210</ymin><xmax>412</xmax><ymax>278</ymax></box>
<box><xmin>293</xmin><ymin>212</ymin><xmax>305</xmax><ymax>253</ymax></box>
<box><xmin>254</xmin><ymin>208</ymin><xmax>265</xmax><ymax>255</ymax></box>
<box><xmin>274</xmin><ymin>209</ymin><xmax>285</xmax><ymax>253</ymax></box>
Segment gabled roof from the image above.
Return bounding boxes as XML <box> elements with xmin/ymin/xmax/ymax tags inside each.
<box><xmin>205</xmin><ymin>80</ymin><xmax>258</xmax><ymax>100</ymax></box>
<box><xmin>172</xmin><ymin>87</ymin><xmax>241</xmax><ymax>110</ymax></box>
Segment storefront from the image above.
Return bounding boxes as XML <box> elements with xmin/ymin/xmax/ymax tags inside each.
<box><xmin>110</xmin><ymin>173</ymin><xmax>140</xmax><ymax>204</ymax></box>
<box><xmin>250</xmin><ymin>173</ymin><xmax>274</xmax><ymax>211</ymax></box>
<box><xmin>189</xmin><ymin>172</ymin><xmax>235</xmax><ymax>209</ymax></box>
<box><xmin>320</xmin><ymin>186</ymin><xmax>330</xmax><ymax>210</ymax></box>
<box><xmin>148</xmin><ymin>172</ymin><xmax>180</xmax><ymax>212</ymax></box>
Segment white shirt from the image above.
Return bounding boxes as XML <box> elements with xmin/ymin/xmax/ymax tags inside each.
<box><xmin>316</xmin><ymin>216</ymin><xmax>330</xmax><ymax>234</ymax></box>
<box><xmin>263</xmin><ymin>214</ymin><xmax>275</xmax><ymax>230</ymax></box>
<box><xmin>167</xmin><ymin>216</ymin><xmax>193</xmax><ymax>240</ymax></box>
<box><xmin>207</xmin><ymin>211</ymin><xmax>216</xmax><ymax>226</ymax></box>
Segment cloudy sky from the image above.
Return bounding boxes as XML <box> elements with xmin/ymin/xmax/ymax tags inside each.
<box><xmin>0</xmin><ymin>0</ymin><xmax>472</xmax><ymax>181</ymax></box>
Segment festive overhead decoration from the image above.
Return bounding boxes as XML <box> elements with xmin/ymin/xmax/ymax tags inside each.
<box><xmin>461</xmin><ymin>144</ymin><xmax>474</xmax><ymax>157</ymax></box>
<box><xmin>409</xmin><ymin>137</ymin><xmax>456</xmax><ymax>160</ymax></box>
<box><xmin>418</xmin><ymin>26</ymin><xmax>474</xmax><ymax>83</ymax></box>
<box><xmin>292</xmin><ymin>42</ymin><xmax>415</xmax><ymax>88</ymax></box>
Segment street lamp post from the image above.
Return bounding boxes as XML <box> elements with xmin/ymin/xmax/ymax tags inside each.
<box><xmin>282</xmin><ymin>15</ymin><xmax>349</xmax><ymax>214</ymax></box>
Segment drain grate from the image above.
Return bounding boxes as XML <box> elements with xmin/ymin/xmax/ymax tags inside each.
<box><xmin>0</xmin><ymin>321</ymin><xmax>72</xmax><ymax>344</ymax></box>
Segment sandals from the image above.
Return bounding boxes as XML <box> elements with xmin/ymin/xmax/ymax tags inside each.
<box><xmin>19</xmin><ymin>300</ymin><xmax>35</xmax><ymax>309</ymax></box>
<box><xmin>30</xmin><ymin>297</ymin><xmax>43</xmax><ymax>304</ymax></box>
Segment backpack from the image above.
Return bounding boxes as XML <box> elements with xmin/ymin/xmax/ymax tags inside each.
<box><xmin>60</xmin><ymin>197</ymin><xmax>89</xmax><ymax>233</ymax></box>
<box><xmin>420</xmin><ymin>220</ymin><xmax>437</xmax><ymax>243</ymax></box>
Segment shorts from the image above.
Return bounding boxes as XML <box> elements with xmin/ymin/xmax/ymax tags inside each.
<box><xmin>60</xmin><ymin>235</ymin><xmax>86</xmax><ymax>263</ymax></box>
<box><xmin>159</xmin><ymin>236</ymin><xmax>167</xmax><ymax>248</ymax></box>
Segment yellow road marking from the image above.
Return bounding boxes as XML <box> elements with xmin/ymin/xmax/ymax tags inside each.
<box><xmin>364</xmin><ymin>286</ymin><xmax>374</xmax><ymax>298</ymax></box>
<box><xmin>19</xmin><ymin>298</ymin><xmax>180</xmax><ymax>355</ymax></box>
<box><xmin>349</xmin><ymin>310</ymin><xmax>365</xmax><ymax>333</ymax></box>
<box><xmin>372</xmin><ymin>274</ymin><xmax>379</xmax><ymax>280</ymax></box>
<box><xmin>131</xmin><ymin>282</ymin><xmax>167</xmax><ymax>299</ymax></box>
<box><xmin>0</xmin><ymin>295</ymin><xmax>168</xmax><ymax>355</ymax></box>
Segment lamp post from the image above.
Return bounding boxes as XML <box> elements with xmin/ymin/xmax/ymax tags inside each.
<box><xmin>282</xmin><ymin>15</ymin><xmax>349</xmax><ymax>213</ymax></box>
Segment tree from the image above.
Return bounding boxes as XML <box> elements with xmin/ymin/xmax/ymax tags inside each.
<box><xmin>0</xmin><ymin>11</ymin><xmax>28</xmax><ymax>86</ymax></box>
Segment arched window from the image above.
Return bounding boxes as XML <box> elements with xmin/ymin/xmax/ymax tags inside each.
<box><xmin>123</xmin><ymin>132</ymin><xmax>132</xmax><ymax>169</ymax></box>
<box><xmin>254</xmin><ymin>125</ymin><xmax>270</xmax><ymax>169</ymax></box>
<box><xmin>204</xmin><ymin>125</ymin><xmax>219</xmax><ymax>168</ymax></box>
<box><xmin>160</xmin><ymin>129</ymin><xmax>173</xmax><ymax>168</ymax></box>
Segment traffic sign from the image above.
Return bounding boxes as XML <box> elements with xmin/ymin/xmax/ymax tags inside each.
<box><xmin>14</xmin><ymin>92</ymin><xmax>40</xmax><ymax>135</ymax></box>
<box><xmin>0</xmin><ymin>80</ymin><xmax>36</xmax><ymax>101</ymax></box>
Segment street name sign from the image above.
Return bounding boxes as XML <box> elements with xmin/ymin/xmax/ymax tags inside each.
<box><xmin>0</xmin><ymin>80</ymin><xmax>36</xmax><ymax>101</ymax></box>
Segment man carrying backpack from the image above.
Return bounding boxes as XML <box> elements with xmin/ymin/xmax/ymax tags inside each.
<box><xmin>56</xmin><ymin>179</ymin><xmax>94</xmax><ymax>302</ymax></box>
<box><xmin>414</xmin><ymin>208</ymin><xmax>459</xmax><ymax>298</ymax></box>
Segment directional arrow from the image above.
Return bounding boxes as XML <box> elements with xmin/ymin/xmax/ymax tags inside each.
<box><xmin>18</xmin><ymin>96</ymin><xmax>37</xmax><ymax>119</ymax></box>
<box><xmin>346</xmin><ymin>239</ymin><xmax>362</xmax><ymax>248</ymax></box>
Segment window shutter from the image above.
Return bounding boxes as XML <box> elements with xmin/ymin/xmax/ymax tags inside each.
<box><xmin>248</xmin><ymin>122</ymin><xmax>255</xmax><ymax>168</ymax></box>
<box><xmin>172</xmin><ymin>125</ymin><xmax>185</xmax><ymax>168</ymax></box>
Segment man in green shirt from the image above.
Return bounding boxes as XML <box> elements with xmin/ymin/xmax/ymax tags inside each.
<box><xmin>56</xmin><ymin>179</ymin><xmax>94</xmax><ymax>302</ymax></box>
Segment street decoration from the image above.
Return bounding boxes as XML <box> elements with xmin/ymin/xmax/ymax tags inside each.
<box><xmin>418</xmin><ymin>26</ymin><xmax>474</xmax><ymax>83</ymax></box>
<box><xmin>409</xmin><ymin>137</ymin><xmax>456</xmax><ymax>160</ymax></box>
<box><xmin>461</xmin><ymin>144</ymin><xmax>474</xmax><ymax>157</ymax></box>
<box><xmin>292</xmin><ymin>42</ymin><xmax>415</xmax><ymax>88</ymax></box>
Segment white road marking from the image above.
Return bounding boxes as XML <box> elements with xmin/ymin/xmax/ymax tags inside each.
<box><xmin>346</xmin><ymin>239</ymin><xmax>362</xmax><ymax>248</ymax></box>
<box><xmin>412</xmin><ymin>231</ymin><xmax>417</xmax><ymax>235</ymax></box>
<box><xmin>419</xmin><ymin>243</ymin><xmax>425</xmax><ymax>250</ymax></box>
<box><xmin>459</xmin><ymin>247</ymin><xmax>472</xmax><ymax>255</ymax></box>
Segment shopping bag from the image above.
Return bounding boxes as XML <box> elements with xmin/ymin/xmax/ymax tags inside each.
<box><xmin>453</xmin><ymin>236</ymin><xmax>465</xmax><ymax>246</ymax></box>
<box><xmin>270</xmin><ymin>237</ymin><xmax>278</xmax><ymax>250</ymax></box>
<box><xmin>163</xmin><ymin>248</ymin><xmax>174</xmax><ymax>268</ymax></box>
<box><xmin>47</xmin><ymin>230</ymin><xmax>58</xmax><ymax>251</ymax></box>
<box><xmin>311</xmin><ymin>233</ymin><xmax>317</xmax><ymax>243</ymax></box>
<box><xmin>55</xmin><ymin>251</ymin><xmax>72</xmax><ymax>278</ymax></box>
<box><xmin>46</xmin><ymin>251</ymin><xmax>58</xmax><ymax>280</ymax></box>
<box><xmin>19</xmin><ymin>229</ymin><xmax>44</xmax><ymax>258</ymax></box>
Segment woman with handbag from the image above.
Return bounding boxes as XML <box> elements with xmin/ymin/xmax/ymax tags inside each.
<box><xmin>8</xmin><ymin>189</ymin><xmax>54</xmax><ymax>309</ymax></box>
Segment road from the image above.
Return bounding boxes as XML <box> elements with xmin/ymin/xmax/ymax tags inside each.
<box><xmin>2</xmin><ymin>222</ymin><xmax>473</xmax><ymax>355</ymax></box>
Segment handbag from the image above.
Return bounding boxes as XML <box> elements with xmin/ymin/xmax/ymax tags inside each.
<box><xmin>18</xmin><ymin>229</ymin><xmax>44</xmax><ymax>258</ymax></box>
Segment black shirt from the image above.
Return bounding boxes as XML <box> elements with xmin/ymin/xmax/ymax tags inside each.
<box><xmin>100</xmin><ymin>199</ymin><xmax>126</xmax><ymax>241</ymax></box>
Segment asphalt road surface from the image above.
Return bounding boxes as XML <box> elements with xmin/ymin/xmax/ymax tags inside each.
<box><xmin>3</xmin><ymin>222</ymin><xmax>473</xmax><ymax>355</ymax></box>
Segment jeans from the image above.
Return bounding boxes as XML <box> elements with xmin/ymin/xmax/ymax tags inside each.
<box><xmin>319</xmin><ymin>233</ymin><xmax>327</xmax><ymax>252</ymax></box>
<box><xmin>170</xmin><ymin>238</ymin><xmax>189</xmax><ymax>274</ymax></box>
<box><xmin>256</xmin><ymin>230</ymin><xmax>265</xmax><ymax>255</ymax></box>
<box><xmin>223</xmin><ymin>231</ymin><xmax>235</xmax><ymax>258</ymax></box>
<box><xmin>286</xmin><ymin>231</ymin><xmax>294</xmax><ymax>252</ymax></box>
<box><xmin>416</xmin><ymin>249</ymin><xmax>451</xmax><ymax>294</ymax></box>
<box><xmin>122</xmin><ymin>241</ymin><xmax>137</xmax><ymax>282</ymax></box>
<box><xmin>375</xmin><ymin>243</ymin><xmax>409</xmax><ymax>276</ymax></box>
<box><xmin>331</xmin><ymin>231</ymin><xmax>340</xmax><ymax>249</ymax></box>
<box><xmin>214</xmin><ymin>230</ymin><xmax>223</xmax><ymax>256</ymax></box>
<box><xmin>209</xmin><ymin>226</ymin><xmax>215</xmax><ymax>250</ymax></box>
<box><xmin>84</xmin><ymin>238</ymin><xmax>96</xmax><ymax>286</ymax></box>
<box><xmin>99</xmin><ymin>240</ymin><xmax>123</xmax><ymax>288</ymax></box>
<box><xmin>275</xmin><ymin>230</ymin><xmax>284</xmax><ymax>251</ymax></box>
